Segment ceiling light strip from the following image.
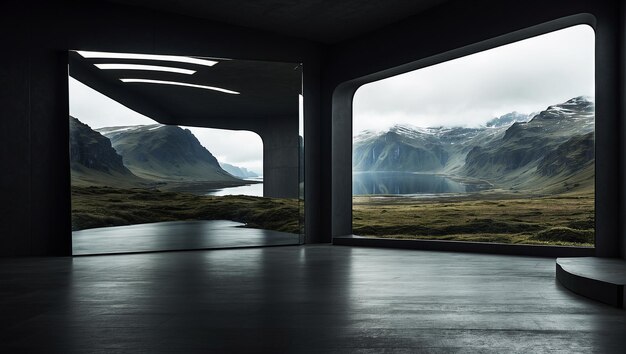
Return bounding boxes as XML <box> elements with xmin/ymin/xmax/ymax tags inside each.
<box><xmin>77</xmin><ymin>51</ymin><xmax>218</xmax><ymax>67</ymax></box>
<box><xmin>95</xmin><ymin>63</ymin><xmax>196</xmax><ymax>75</ymax></box>
<box><xmin>120</xmin><ymin>78</ymin><xmax>240</xmax><ymax>95</ymax></box>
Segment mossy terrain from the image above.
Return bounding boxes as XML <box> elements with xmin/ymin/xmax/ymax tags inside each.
<box><xmin>353</xmin><ymin>191</ymin><xmax>594</xmax><ymax>247</ymax></box>
<box><xmin>73</xmin><ymin>186</ymin><xmax>594</xmax><ymax>247</ymax></box>
<box><xmin>72</xmin><ymin>186</ymin><xmax>301</xmax><ymax>234</ymax></box>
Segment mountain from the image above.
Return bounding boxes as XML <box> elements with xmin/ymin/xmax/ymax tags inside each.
<box><xmin>69</xmin><ymin>116</ymin><xmax>144</xmax><ymax>186</ymax></box>
<box><xmin>463</xmin><ymin>96</ymin><xmax>594</xmax><ymax>188</ymax></box>
<box><xmin>353</xmin><ymin>125</ymin><xmax>449</xmax><ymax>172</ymax></box>
<box><xmin>220</xmin><ymin>162</ymin><xmax>259</xmax><ymax>178</ymax></box>
<box><xmin>98</xmin><ymin>124</ymin><xmax>240</xmax><ymax>182</ymax></box>
<box><xmin>536</xmin><ymin>132</ymin><xmax>594</xmax><ymax>177</ymax></box>
<box><xmin>70</xmin><ymin>116</ymin><xmax>131</xmax><ymax>174</ymax></box>
<box><xmin>352</xmin><ymin>96</ymin><xmax>595</xmax><ymax>192</ymax></box>
<box><xmin>352</xmin><ymin>124</ymin><xmax>500</xmax><ymax>173</ymax></box>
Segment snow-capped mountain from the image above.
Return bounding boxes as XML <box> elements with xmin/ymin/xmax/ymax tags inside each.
<box><xmin>485</xmin><ymin>111</ymin><xmax>531</xmax><ymax>128</ymax></box>
<box><xmin>353</xmin><ymin>97</ymin><xmax>595</xmax><ymax>191</ymax></box>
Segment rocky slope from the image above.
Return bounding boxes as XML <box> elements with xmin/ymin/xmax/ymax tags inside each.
<box><xmin>69</xmin><ymin>116</ymin><xmax>144</xmax><ymax>186</ymax></box>
<box><xmin>463</xmin><ymin>96</ymin><xmax>594</xmax><ymax>188</ymax></box>
<box><xmin>98</xmin><ymin>124</ymin><xmax>239</xmax><ymax>182</ymax></box>
<box><xmin>70</xmin><ymin>116</ymin><xmax>132</xmax><ymax>174</ymax></box>
<box><xmin>353</xmin><ymin>123</ymin><xmax>504</xmax><ymax>173</ymax></box>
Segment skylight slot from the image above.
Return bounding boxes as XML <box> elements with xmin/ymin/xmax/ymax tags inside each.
<box><xmin>76</xmin><ymin>51</ymin><xmax>218</xmax><ymax>67</ymax></box>
<box><xmin>94</xmin><ymin>64</ymin><xmax>196</xmax><ymax>75</ymax></box>
<box><xmin>120</xmin><ymin>78</ymin><xmax>240</xmax><ymax>95</ymax></box>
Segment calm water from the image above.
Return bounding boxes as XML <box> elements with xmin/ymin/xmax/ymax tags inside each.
<box><xmin>206</xmin><ymin>177</ymin><xmax>263</xmax><ymax>196</ymax></box>
<box><xmin>353</xmin><ymin>172</ymin><xmax>490</xmax><ymax>195</ymax></box>
<box><xmin>72</xmin><ymin>220</ymin><xmax>300</xmax><ymax>255</ymax></box>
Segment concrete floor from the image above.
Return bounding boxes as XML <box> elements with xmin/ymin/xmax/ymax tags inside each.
<box><xmin>1</xmin><ymin>245</ymin><xmax>625</xmax><ymax>353</ymax></box>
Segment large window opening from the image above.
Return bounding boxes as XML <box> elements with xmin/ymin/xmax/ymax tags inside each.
<box><xmin>69</xmin><ymin>52</ymin><xmax>303</xmax><ymax>255</ymax></box>
<box><xmin>352</xmin><ymin>25</ymin><xmax>595</xmax><ymax>247</ymax></box>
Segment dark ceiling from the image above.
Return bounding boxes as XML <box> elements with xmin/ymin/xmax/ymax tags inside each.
<box><xmin>108</xmin><ymin>0</ymin><xmax>449</xmax><ymax>43</ymax></box>
<box><xmin>71</xmin><ymin>0</ymin><xmax>450</xmax><ymax>131</ymax></box>
<box><xmin>69</xmin><ymin>52</ymin><xmax>302</xmax><ymax>131</ymax></box>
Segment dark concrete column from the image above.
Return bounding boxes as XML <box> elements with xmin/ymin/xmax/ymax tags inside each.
<box><xmin>260</xmin><ymin>115</ymin><xmax>300</xmax><ymax>199</ymax></box>
<box><xmin>617</xmin><ymin>0</ymin><xmax>626</xmax><ymax>259</ymax></box>
<box><xmin>303</xmin><ymin>61</ymin><xmax>325</xmax><ymax>243</ymax></box>
<box><xmin>315</xmin><ymin>80</ymin><xmax>334</xmax><ymax>243</ymax></box>
<box><xmin>331</xmin><ymin>83</ymin><xmax>356</xmax><ymax>237</ymax></box>
<box><xmin>595</xmin><ymin>2</ymin><xmax>622</xmax><ymax>258</ymax></box>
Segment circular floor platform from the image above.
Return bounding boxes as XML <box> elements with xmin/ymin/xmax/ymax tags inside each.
<box><xmin>556</xmin><ymin>257</ymin><xmax>626</xmax><ymax>308</ymax></box>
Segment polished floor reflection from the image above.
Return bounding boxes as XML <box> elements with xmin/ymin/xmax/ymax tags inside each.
<box><xmin>1</xmin><ymin>246</ymin><xmax>625</xmax><ymax>353</ymax></box>
<box><xmin>72</xmin><ymin>220</ymin><xmax>300</xmax><ymax>255</ymax></box>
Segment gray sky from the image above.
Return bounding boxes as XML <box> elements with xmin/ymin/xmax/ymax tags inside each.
<box><xmin>353</xmin><ymin>24</ymin><xmax>595</xmax><ymax>134</ymax></box>
<box><xmin>69</xmin><ymin>77</ymin><xmax>264</xmax><ymax>174</ymax></box>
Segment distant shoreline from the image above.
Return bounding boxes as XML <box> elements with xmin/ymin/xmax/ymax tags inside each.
<box><xmin>71</xmin><ymin>176</ymin><xmax>262</xmax><ymax>195</ymax></box>
<box><xmin>158</xmin><ymin>179</ymin><xmax>261</xmax><ymax>195</ymax></box>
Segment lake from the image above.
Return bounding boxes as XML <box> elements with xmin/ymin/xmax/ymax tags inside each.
<box><xmin>206</xmin><ymin>177</ymin><xmax>263</xmax><ymax>197</ymax></box>
<box><xmin>353</xmin><ymin>172</ymin><xmax>491</xmax><ymax>195</ymax></box>
<box><xmin>72</xmin><ymin>220</ymin><xmax>300</xmax><ymax>255</ymax></box>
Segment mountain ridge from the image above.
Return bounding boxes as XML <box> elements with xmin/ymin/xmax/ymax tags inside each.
<box><xmin>353</xmin><ymin>96</ymin><xmax>595</xmax><ymax>192</ymax></box>
<box><xmin>97</xmin><ymin>124</ymin><xmax>240</xmax><ymax>183</ymax></box>
<box><xmin>69</xmin><ymin>116</ymin><xmax>147</xmax><ymax>187</ymax></box>
<box><xmin>220</xmin><ymin>162</ymin><xmax>259</xmax><ymax>178</ymax></box>
<box><xmin>70</xmin><ymin>117</ymin><xmax>250</xmax><ymax>188</ymax></box>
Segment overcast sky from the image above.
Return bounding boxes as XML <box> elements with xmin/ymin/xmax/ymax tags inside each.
<box><xmin>69</xmin><ymin>77</ymin><xmax>264</xmax><ymax>174</ymax></box>
<box><xmin>353</xmin><ymin>24</ymin><xmax>595</xmax><ymax>134</ymax></box>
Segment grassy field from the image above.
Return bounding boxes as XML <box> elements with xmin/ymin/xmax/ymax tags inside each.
<box><xmin>73</xmin><ymin>185</ymin><xmax>594</xmax><ymax>247</ymax></box>
<box><xmin>72</xmin><ymin>186</ymin><xmax>301</xmax><ymax>234</ymax></box>
<box><xmin>353</xmin><ymin>191</ymin><xmax>594</xmax><ymax>247</ymax></box>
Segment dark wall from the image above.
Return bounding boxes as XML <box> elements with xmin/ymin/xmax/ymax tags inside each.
<box><xmin>321</xmin><ymin>0</ymin><xmax>624</xmax><ymax>258</ymax></box>
<box><xmin>1</xmin><ymin>0</ymin><xmax>624</xmax><ymax>257</ymax></box>
<box><xmin>1</xmin><ymin>1</ymin><xmax>72</xmax><ymax>256</ymax></box>
<box><xmin>0</xmin><ymin>0</ymin><xmax>323</xmax><ymax>256</ymax></box>
<box><xmin>0</xmin><ymin>3</ymin><xmax>33</xmax><ymax>256</ymax></box>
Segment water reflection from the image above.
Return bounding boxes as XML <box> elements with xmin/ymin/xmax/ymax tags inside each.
<box><xmin>206</xmin><ymin>178</ymin><xmax>263</xmax><ymax>196</ymax></box>
<box><xmin>72</xmin><ymin>220</ymin><xmax>299</xmax><ymax>255</ymax></box>
<box><xmin>353</xmin><ymin>172</ymin><xmax>490</xmax><ymax>195</ymax></box>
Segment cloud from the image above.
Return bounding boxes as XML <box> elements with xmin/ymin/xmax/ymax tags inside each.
<box><xmin>353</xmin><ymin>24</ymin><xmax>595</xmax><ymax>134</ymax></box>
<box><xmin>69</xmin><ymin>77</ymin><xmax>155</xmax><ymax>128</ymax></box>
